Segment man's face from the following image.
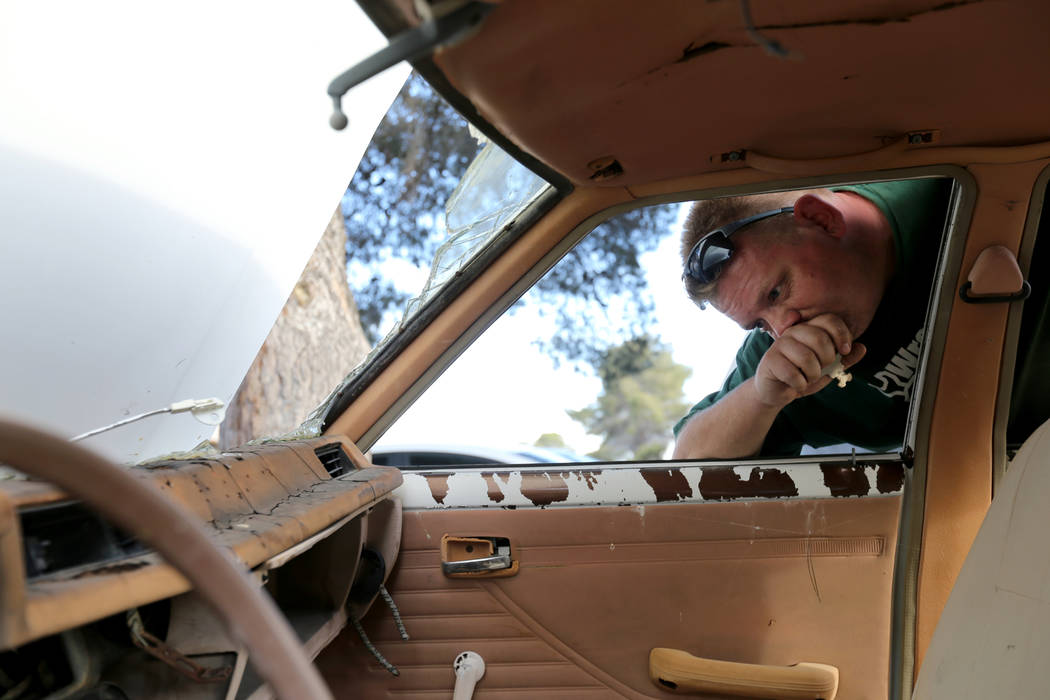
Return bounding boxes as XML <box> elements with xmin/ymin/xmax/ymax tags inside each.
<box><xmin>711</xmin><ymin>226</ymin><xmax>884</xmax><ymax>342</ymax></box>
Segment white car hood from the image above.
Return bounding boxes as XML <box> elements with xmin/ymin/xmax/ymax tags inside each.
<box><xmin>0</xmin><ymin>1</ymin><xmax>408</xmax><ymax>463</ymax></box>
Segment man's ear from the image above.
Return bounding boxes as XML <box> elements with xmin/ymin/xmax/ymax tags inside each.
<box><xmin>793</xmin><ymin>193</ymin><xmax>846</xmax><ymax>238</ymax></box>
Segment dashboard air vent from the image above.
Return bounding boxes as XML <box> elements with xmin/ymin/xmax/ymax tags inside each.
<box><xmin>314</xmin><ymin>443</ymin><xmax>354</xmax><ymax>478</ymax></box>
<box><xmin>21</xmin><ymin>501</ymin><xmax>150</xmax><ymax>580</ymax></box>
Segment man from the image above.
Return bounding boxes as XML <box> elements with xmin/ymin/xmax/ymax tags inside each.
<box><xmin>672</xmin><ymin>179</ymin><xmax>952</xmax><ymax>459</ymax></box>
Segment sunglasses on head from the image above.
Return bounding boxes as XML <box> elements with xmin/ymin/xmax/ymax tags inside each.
<box><xmin>683</xmin><ymin>206</ymin><xmax>795</xmax><ymax>284</ymax></box>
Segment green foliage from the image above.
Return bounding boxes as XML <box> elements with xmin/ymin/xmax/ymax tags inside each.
<box><xmin>343</xmin><ymin>73</ymin><xmax>478</xmax><ymax>341</ymax></box>
<box><xmin>569</xmin><ymin>336</ymin><xmax>691</xmax><ymax>460</ymax></box>
<box><xmin>532</xmin><ymin>204</ymin><xmax>676</xmax><ymax>369</ymax></box>
<box><xmin>534</xmin><ymin>433</ymin><xmax>566</xmax><ymax>448</ymax></box>
<box><xmin>341</xmin><ymin>72</ymin><xmax>675</xmax><ymax>366</ymax></box>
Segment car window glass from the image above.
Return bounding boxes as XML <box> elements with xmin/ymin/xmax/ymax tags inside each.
<box><xmin>376</xmin><ymin>178</ymin><xmax>956</xmax><ymax>465</ymax></box>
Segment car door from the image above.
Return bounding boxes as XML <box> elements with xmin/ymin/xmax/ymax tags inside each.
<box><xmin>311</xmin><ymin>175</ymin><xmax>971</xmax><ymax>698</ymax></box>
<box><xmin>309</xmin><ymin>144</ymin><xmax>1038</xmax><ymax>699</ymax></box>
<box><xmin>319</xmin><ymin>455</ymin><xmax>905</xmax><ymax>699</ymax></box>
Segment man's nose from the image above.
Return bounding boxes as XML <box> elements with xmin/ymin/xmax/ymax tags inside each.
<box><xmin>767</xmin><ymin>309</ymin><xmax>801</xmax><ymax>339</ymax></box>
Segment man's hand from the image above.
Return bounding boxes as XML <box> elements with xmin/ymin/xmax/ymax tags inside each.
<box><xmin>672</xmin><ymin>314</ymin><xmax>867</xmax><ymax>461</ymax></box>
<box><xmin>753</xmin><ymin>313</ymin><xmax>866</xmax><ymax>409</ymax></box>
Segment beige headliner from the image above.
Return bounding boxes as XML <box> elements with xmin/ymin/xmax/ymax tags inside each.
<box><xmin>432</xmin><ymin>0</ymin><xmax>1050</xmax><ymax>186</ymax></box>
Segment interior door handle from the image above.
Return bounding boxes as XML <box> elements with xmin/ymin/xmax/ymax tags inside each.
<box><xmin>649</xmin><ymin>648</ymin><xmax>838</xmax><ymax>699</ymax></box>
<box><xmin>442</xmin><ymin>553</ymin><xmax>511</xmax><ymax>575</ymax></box>
<box><xmin>441</xmin><ymin>535</ymin><xmax>519</xmax><ymax>578</ymax></box>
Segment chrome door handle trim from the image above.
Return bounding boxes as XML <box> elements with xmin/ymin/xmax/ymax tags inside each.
<box><xmin>442</xmin><ymin>554</ymin><xmax>511</xmax><ymax>575</ymax></box>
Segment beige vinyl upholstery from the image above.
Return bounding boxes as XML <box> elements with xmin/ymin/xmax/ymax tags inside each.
<box><xmin>914</xmin><ymin>417</ymin><xmax>1050</xmax><ymax>699</ymax></box>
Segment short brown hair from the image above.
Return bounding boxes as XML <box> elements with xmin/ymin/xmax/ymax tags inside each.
<box><xmin>680</xmin><ymin>191</ymin><xmax>812</xmax><ymax>308</ymax></box>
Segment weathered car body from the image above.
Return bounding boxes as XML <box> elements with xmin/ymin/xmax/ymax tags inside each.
<box><xmin>2</xmin><ymin>1</ymin><xmax>1050</xmax><ymax>699</ymax></box>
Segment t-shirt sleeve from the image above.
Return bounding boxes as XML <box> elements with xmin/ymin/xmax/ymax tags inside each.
<box><xmin>673</xmin><ymin>331</ymin><xmax>769</xmax><ymax>436</ymax></box>
<box><xmin>672</xmin><ymin>330</ymin><xmax>806</xmax><ymax>456</ymax></box>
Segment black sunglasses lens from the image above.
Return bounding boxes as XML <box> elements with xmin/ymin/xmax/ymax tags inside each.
<box><xmin>687</xmin><ymin>233</ymin><xmax>732</xmax><ymax>283</ymax></box>
<box><xmin>700</xmin><ymin>244</ymin><xmax>732</xmax><ymax>282</ymax></box>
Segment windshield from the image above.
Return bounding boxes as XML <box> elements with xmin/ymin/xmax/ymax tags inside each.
<box><xmin>218</xmin><ymin>71</ymin><xmax>553</xmax><ymax>448</ymax></box>
<box><xmin>341</xmin><ymin>74</ymin><xmax>550</xmax><ymax>345</ymax></box>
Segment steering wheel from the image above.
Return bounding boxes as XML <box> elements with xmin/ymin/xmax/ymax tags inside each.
<box><xmin>0</xmin><ymin>418</ymin><xmax>333</xmax><ymax>700</ymax></box>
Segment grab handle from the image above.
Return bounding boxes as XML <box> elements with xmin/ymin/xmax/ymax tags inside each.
<box><xmin>649</xmin><ymin>648</ymin><xmax>838</xmax><ymax>699</ymax></box>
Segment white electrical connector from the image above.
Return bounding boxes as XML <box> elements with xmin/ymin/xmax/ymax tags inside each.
<box><xmin>452</xmin><ymin>651</ymin><xmax>485</xmax><ymax>700</ymax></box>
<box><xmin>168</xmin><ymin>397</ymin><xmax>224</xmax><ymax>414</ymax></box>
<box><xmin>169</xmin><ymin>398</ymin><xmax>226</xmax><ymax>426</ymax></box>
<box><xmin>70</xmin><ymin>397</ymin><xmax>227</xmax><ymax>442</ymax></box>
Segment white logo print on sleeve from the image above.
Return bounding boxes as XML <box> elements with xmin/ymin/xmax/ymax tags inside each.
<box><xmin>872</xmin><ymin>327</ymin><xmax>925</xmax><ymax>400</ymax></box>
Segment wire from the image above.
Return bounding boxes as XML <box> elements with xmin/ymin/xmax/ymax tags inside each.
<box><xmin>71</xmin><ymin>408</ymin><xmax>171</xmax><ymax>442</ymax></box>
<box><xmin>70</xmin><ymin>398</ymin><xmax>225</xmax><ymax>442</ymax></box>
<box><xmin>379</xmin><ymin>585</ymin><xmax>410</xmax><ymax>640</ymax></box>
<box><xmin>351</xmin><ymin>618</ymin><xmax>400</xmax><ymax>676</ymax></box>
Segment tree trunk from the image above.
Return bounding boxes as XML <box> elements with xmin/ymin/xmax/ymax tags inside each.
<box><xmin>220</xmin><ymin>208</ymin><xmax>371</xmax><ymax>448</ymax></box>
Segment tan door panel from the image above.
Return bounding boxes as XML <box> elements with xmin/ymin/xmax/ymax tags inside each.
<box><xmin>319</xmin><ymin>482</ymin><xmax>901</xmax><ymax>700</ymax></box>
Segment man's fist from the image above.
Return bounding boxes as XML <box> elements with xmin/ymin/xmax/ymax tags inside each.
<box><xmin>753</xmin><ymin>313</ymin><xmax>866</xmax><ymax>408</ymax></box>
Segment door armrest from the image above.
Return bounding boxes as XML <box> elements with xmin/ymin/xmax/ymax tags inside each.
<box><xmin>649</xmin><ymin>647</ymin><xmax>838</xmax><ymax>699</ymax></box>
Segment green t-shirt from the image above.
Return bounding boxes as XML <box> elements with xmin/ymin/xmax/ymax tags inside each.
<box><xmin>674</xmin><ymin>178</ymin><xmax>953</xmax><ymax>456</ymax></box>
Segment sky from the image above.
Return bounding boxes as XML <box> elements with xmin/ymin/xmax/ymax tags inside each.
<box><xmin>378</xmin><ymin>206</ymin><xmax>747</xmax><ymax>455</ymax></box>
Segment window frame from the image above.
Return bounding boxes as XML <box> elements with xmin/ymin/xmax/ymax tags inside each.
<box><xmin>362</xmin><ymin>166</ymin><xmax>973</xmax><ymax>462</ymax></box>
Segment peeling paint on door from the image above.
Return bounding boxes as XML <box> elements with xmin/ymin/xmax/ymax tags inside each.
<box><xmin>699</xmin><ymin>467</ymin><xmax>799</xmax><ymax>500</ymax></box>
<box><xmin>395</xmin><ymin>461</ymin><xmax>907</xmax><ymax>510</ymax></box>
<box><xmin>641</xmin><ymin>469</ymin><xmax>692</xmax><ymax>502</ymax></box>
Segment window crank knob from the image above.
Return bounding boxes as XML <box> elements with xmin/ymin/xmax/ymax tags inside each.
<box><xmin>452</xmin><ymin>651</ymin><xmax>485</xmax><ymax>700</ymax></box>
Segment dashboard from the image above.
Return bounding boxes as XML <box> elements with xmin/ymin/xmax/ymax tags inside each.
<box><xmin>0</xmin><ymin>436</ymin><xmax>402</xmax><ymax>699</ymax></box>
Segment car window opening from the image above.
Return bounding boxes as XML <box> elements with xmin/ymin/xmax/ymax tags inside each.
<box><xmin>375</xmin><ymin>177</ymin><xmax>957</xmax><ymax>466</ymax></box>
